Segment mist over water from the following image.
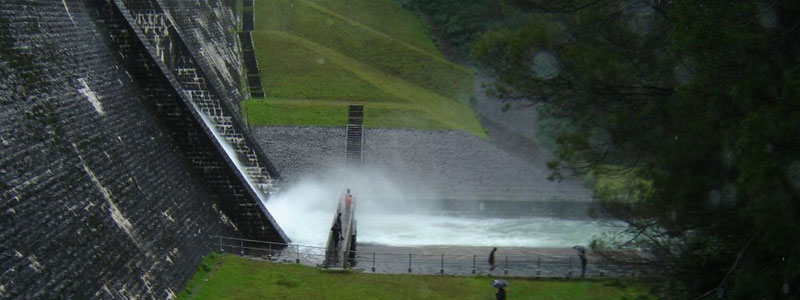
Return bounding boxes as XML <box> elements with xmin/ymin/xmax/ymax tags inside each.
<box><xmin>264</xmin><ymin>177</ymin><xmax>341</xmax><ymax>247</ymax></box>
<box><xmin>265</xmin><ymin>168</ymin><xmax>624</xmax><ymax>248</ymax></box>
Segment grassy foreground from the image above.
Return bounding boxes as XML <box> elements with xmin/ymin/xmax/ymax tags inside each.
<box><xmin>179</xmin><ymin>254</ymin><xmax>655</xmax><ymax>300</ymax></box>
<box><xmin>248</xmin><ymin>0</ymin><xmax>485</xmax><ymax>137</ymax></box>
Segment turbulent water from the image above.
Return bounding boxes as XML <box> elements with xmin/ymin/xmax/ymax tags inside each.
<box><xmin>357</xmin><ymin>214</ymin><xmax>623</xmax><ymax>248</ymax></box>
<box><xmin>264</xmin><ymin>171</ymin><xmax>624</xmax><ymax>248</ymax></box>
<box><xmin>264</xmin><ymin>178</ymin><xmax>341</xmax><ymax>247</ymax></box>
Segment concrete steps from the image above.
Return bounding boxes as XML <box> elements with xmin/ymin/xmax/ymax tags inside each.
<box><xmin>240</xmin><ymin>0</ymin><xmax>264</xmax><ymax>98</ymax></box>
<box><xmin>112</xmin><ymin>0</ymin><xmax>287</xmax><ymax>243</ymax></box>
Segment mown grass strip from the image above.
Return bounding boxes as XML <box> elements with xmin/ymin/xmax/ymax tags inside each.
<box><xmin>179</xmin><ymin>254</ymin><xmax>657</xmax><ymax>300</ymax></box>
<box><xmin>253</xmin><ymin>31</ymin><xmax>405</xmax><ymax>102</ymax></box>
<box><xmin>243</xmin><ymin>99</ymin><xmax>348</xmax><ymax>127</ymax></box>
<box><xmin>243</xmin><ymin>99</ymin><xmax>450</xmax><ymax>130</ymax></box>
<box><xmin>178</xmin><ymin>253</ymin><xmax>224</xmax><ymax>300</ymax></box>
<box><xmin>250</xmin><ymin>0</ymin><xmax>484</xmax><ymax>136</ymax></box>
<box><xmin>304</xmin><ymin>0</ymin><xmax>442</xmax><ymax>57</ymax></box>
<box><xmin>251</xmin><ymin>31</ymin><xmax>485</xmax><ymax>137</ymax></box>
<box><xmin>253</xmin><ymin>0</ymin><xmax>473</xmax><ymax>101</ymax></box>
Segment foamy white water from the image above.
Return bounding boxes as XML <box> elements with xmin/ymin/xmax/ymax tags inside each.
<box><xmin>265</xmin><ymin>178</ymin><xmax>341</xmax><ymax>247</ymax></box>
<box><xmin>357</xmin><ymin>213</ymin><xmax>624</xmax><ymax>247</ymax></box>
<box><xmin>265</xmin><ymin>174</ymin><xmax>625</xmax><ymax>248</ymax></box>
<box><xmin>197</xmin><ymin>106</ymin><xmax>622</xmax><ymax>248</ymax></box>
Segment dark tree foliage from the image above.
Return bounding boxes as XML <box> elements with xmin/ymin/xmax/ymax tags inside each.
<box><xmin>405</xmin><ymin>0</ymin><xmax>505</xmax><ymax>57</ymax></box>
<box><xmin>504</xmin><ymin>0</ymin><xmax>609</xmax><ymax>13</ymax></box>
<box><xmin>470</xmin><ymin>0</ymin><xmax>800</xmax><ymax>298</ymax></box>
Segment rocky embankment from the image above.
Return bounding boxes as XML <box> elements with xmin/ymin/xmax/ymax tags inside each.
<box><xmin>253</xmin><ymin>126</ymin><xmax>590</xmax><ymax>202</ymax></box>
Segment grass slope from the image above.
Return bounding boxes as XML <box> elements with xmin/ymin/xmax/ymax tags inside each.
<box><xmin>252</xmin><ymin>31</ymin><xmax>483</xmax><ymax>134</ymax></box>
<box><xmin>249</xmin><ymin>0</ymin><xmax>484</xmax><ymax>136</ymax></box>
<box><xmin>254</xmin><ymin>0</ymin><xmax>472</xmax><ymax>100</ymax></box>
<box><xmin>254</xmin><ymin>32</ymin><xmax>403</xmax><ymax>102</ymax></box>
<box><xmin>299</xmin><ymin>0</ymin><xmax>443</xmax><ymax>57</ymax></box>
<box><xmin>244</xmin><ymin>99</ymin><xmax>449</xmax><ymax>129</ymax></box>
<box><xmin>179</xmin><ymin>254</ymin><xmax>655</xmax><ymax>300</ymax></box>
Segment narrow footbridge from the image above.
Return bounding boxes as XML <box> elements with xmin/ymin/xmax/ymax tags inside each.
<box><xmin>323</xmin><ymin>105</ymin><xmax>364</xmax><ymax>268</ymax></box>
<box><xmin>323</xmin><ymin>191</ymin><xmax>358</xmax><ymax>268</ymax></box>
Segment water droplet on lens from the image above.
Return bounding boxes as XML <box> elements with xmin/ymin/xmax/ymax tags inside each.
<box><xmin>722</xmin><ymin>184</ymin><xmax>737</xmax><ymax>204</ymax></box>
<box><xmin>709</xmin><ymin>190</ymin><xmax>721</xmax><ymax>206</ymax></box>
<box><xmin>758</xmin><ymin>3</ymin><xmax>778</xmax><ymax>29</ymax></box>
<box><xmin>530</xmin><ymin>51</ymin><xmax>560</xmax><ymax>80</ymax></box>
<box><xmin>787</xmin><ymin>161</ymin><xmax>800</xmax><ymax>190</ymax></box>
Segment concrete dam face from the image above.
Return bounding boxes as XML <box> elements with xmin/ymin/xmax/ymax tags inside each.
<box><xmin>1</xmin><ymin>0</ymin><xmax>284</xmax><ymax>298</ymax></box>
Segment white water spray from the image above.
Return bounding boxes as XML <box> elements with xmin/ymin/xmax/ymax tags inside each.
<box><xmin>197</xmin><ymin>111</ymin><xmax>268</xmax><ymax>204</ymax></box>
<box><xmin>264</xmin><ymin>177</ymin><xmax>341</xmax><ymax>247</ymax></box>
<box><xmin>265</xmin><ymin>168</ymin><xmax>624</xmax><ymax>248</ymax></box>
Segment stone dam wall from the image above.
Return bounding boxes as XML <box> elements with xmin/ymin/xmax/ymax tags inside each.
<box><xmin>0</xmin><ymin>0</ymin><xmax>253</xmax><ymax>298</ymax></box>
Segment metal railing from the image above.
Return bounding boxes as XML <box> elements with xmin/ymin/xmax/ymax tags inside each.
<box><xmin>211</xmin><ymin>236</ymin><xmax>656</xmax><ymax>278</ymax></box>
<box><xmin>322</xmin><ymin>199</ymin><xmax>357</xmax><ymax>268</ymax></box>
<box><xmin>213</xmin><ymin>235</ymin><xmax>326</xmax><ymax>264</ymax></box>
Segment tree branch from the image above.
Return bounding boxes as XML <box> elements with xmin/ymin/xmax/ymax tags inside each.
<box><xmin>691</xmin><ymin>235</ymin><xmax>757</xmax><ymax>300</ymax></box>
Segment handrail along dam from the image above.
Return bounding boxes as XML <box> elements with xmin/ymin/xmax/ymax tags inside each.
<box><xmin>1</xmin><ymin>0</ymin><xmax>287</xmax><ymax>298</ymax></box>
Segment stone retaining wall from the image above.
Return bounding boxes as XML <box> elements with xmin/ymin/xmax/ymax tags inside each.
<box><xmin>254</xmin><ymin>127</ymin><xmax>592</xmax><ymax>202</ymax></box>
<box><xmin>0</xmin><ymin>1</ymin><xmax>243</xmax><ymax>298</ymax></box>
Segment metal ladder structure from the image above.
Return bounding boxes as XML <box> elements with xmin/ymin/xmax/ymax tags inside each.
<box><xmin>240</xmin><ymin>0</ymin><xmax>265</xmax><ymax>98</ymax></box>
<box><xmin>107</xmin><ymin>0</ymin><xmax>288</xmax><ymax>243</ymax></box>
<box><xmin>345</xmin><ymin>105</ymin><xmax>364</xmax><ymax>170</ymax></box>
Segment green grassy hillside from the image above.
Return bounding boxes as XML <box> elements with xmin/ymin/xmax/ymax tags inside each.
<box><xmin>179</xmin><ymin>254</ymin><xmax>656</xmax><ymax>299</ymax></box>
<box><xmin>294</xmin><ymin>0</ymin><xmax>443</xmax><ymax>57</ymax></box>
<box><xmin>253</xmin><ymin>32</ymin><xmax>403</xmax><ymax>102</ymax></box>
<box><xmin>248</xmin><ymin>0</ymin><xmax>484</xmax><ymax>137</ymax></box>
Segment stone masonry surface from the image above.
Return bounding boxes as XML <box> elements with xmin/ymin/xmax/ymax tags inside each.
<box><xmin>114</xmin><ymin>0</ymin><xmax>285</xmax><ymax>242</ymax></box>
<box><xmin>254</xmin><ymin>127</ymin><xmax>591</xmax><ymax>202</ymax></box>
<box><xmin>0</xmin><ymin>0</ymin><xmax>244</xmax><ymax>298</ymax></box>
<box><xmin>160</xmin><ymin>0</ymin><xmax>244</xmax><ymax>115</ymax></box>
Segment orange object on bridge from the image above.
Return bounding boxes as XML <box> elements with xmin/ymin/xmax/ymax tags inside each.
<box><xmin>345</xmin><ymin>194</ymin><xmax>353</xmax><ymax>211</ymax></box>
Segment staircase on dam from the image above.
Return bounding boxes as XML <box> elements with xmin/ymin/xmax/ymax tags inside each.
<box><xmin>345</xmin><ymin>105</ymin><xmax>365</xmax><ymax>170</ymax></box>
<box><xmin>105</xmin><ymin>0</ymin><xmax>288</xmax><ymax>243</ymax></box>
<box><xmin>240</xmin><ymin>0</ymin><xmax>265</xmax><ymax>98</ymax></box>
